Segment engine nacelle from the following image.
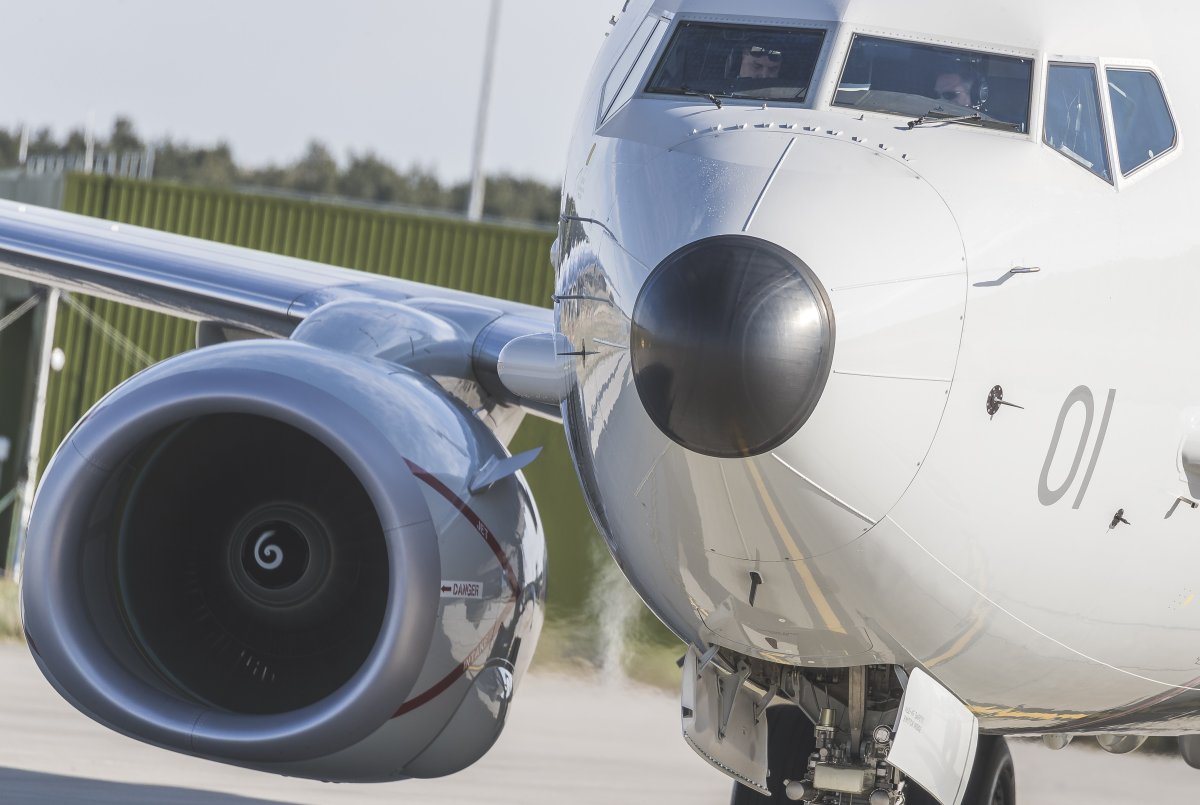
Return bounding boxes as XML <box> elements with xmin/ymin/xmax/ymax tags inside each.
<box><xmin>20</xmin><ymin>339</ymin><xmax>546</xmax><ymax>782</ymax></box>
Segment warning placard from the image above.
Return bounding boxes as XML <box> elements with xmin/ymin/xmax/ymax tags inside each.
<box><xmin>440</xmin><ymin>580</ymin><xmax>484</xmax><ymax>600</ymax></box>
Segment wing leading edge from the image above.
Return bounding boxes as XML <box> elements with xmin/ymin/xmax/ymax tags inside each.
<box><xmin>0</xmin><ymin>199</ymin><xmax>565</xmax><ymax>419</ymax></box>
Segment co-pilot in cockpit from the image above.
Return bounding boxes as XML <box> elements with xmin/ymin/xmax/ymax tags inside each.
<box><xmin>932</xmin><ymin>67</ymin><xmax>983</xmax><ymax>109</ymax></box>
<box><xmin>833</xmin><ymin>36</ymin><xmax>1031</xmax><ymax>130</ymax></box>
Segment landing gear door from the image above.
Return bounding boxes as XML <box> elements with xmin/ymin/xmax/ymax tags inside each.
<box><xmin>680</xmin><ymin>645</ymin><xmax>769</xmax><ymax>794</ymax></box>
<box><xmin>888</xmin><ymin>668</ymin><xmax>979</xmax><ymax>805</ymax></box>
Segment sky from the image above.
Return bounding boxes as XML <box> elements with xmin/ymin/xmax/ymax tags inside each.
<box><xmin>0</xmin><ymin>0</ymin><xmax>618</xmax><ymax>184</ymax></box>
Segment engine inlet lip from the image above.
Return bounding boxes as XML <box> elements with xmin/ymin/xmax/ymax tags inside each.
<box><xmin>21</xmin><ymin>341</ymin><xmax>442</xmax><ymax>764</ymax></box>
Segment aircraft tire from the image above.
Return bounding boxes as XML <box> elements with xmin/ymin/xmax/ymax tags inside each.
<box><xmin>961</xmin><ymin>735</ymin><xmax>1016</xmax><ymax>805</ymax></box>
<box><xmin>899</xmin><ymin>736</ymin><xmax>1015</xmax><ymax>805</ymax></box>
<box><xmin>729</xmin><ymin>705</ymin><xmax>815</xmax><ymax>803</ymax></box>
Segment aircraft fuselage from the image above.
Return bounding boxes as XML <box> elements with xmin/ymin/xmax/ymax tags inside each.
<box><xmin>555</xmin><ymin>0</ymin><xmax>1200</xmax><ymax>735</ymax></box>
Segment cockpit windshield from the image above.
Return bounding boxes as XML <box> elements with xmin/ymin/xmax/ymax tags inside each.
<box><xmin>646</xmin><ymin>22</ymin><xmax>826</xmax><ymax>104</ymax></box>
<box><xmin>835</xmin><ymin>35</ymin><xmax>1033</xmax><ymax>132</ymax></box>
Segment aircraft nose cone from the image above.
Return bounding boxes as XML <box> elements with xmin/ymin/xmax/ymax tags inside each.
<box><xmin>629</xmin><ymin>235</ymin><xmax>834</xmax><ymax>458</ymax></box>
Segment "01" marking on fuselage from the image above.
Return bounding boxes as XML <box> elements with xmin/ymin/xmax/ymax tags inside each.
<box><xmin>1039</xmin><ymin>385</ymin><xmax>1117</xmax><ymax>509</ymax></box>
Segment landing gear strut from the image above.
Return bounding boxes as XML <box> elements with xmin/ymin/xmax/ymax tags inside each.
<box><xmin>730</xmin><ymin>709</ymin><xmax>1014</xmax><ymax>804</ymax></box>
<box><xmin>728</xmin><ymin>663</ymin><xmax>1015</xmax><ymax>805</ymax></box>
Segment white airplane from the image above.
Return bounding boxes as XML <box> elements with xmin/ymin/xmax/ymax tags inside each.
<box><xmin>0</xmin><ymin>0</ymin><xmax>1196</xmax><ymax>802</ymax></box>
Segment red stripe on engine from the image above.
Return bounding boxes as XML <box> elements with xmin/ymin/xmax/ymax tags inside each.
<box><xmin>405</xmin><ymin>459</ymin><xmax>521</xmax><ymax>596</ymax></box>
<box><xmin>394</xmin><ymin>663</ymin><xmax>468</xmax><ymax>717</ymax></box>
<box><xmin>393</xmin><ymin>605</ymin><xmax>514</xmax><ymax>718</ymax></box>
<box><xmin>392</xmin><ymin>460</ymin><xmax>523</xmax><ymax>718</ymax></box>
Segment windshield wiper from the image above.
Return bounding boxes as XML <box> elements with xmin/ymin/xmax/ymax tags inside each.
<box><xmin>907</xmin><ymin>111</ymin><xmax>1022</xmax><ymax>131</ymax></box>
<box><xmin>908</xmin><ymin>112</ymin><xmax>981</xmax><ymax>128</ymax></box>
<box><xmin>668</xmin><ymin>88</ymin><xmax>803</xmax><ymax>109</ymax></box>
<box><xmin>678</xmin><ymin>86</ymin><xmax>722</xmax><ymax>109</ymax></box>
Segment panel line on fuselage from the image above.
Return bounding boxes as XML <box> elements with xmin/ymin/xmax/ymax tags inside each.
<box><xmin>743</xmin><ymin>457</ymin><xmax>847</xmax><ymax>635</ymax></box>
<box><xmin>771</xmin><ymin>453</ymin><xmax>876</xmax><ymax>524</ymax></box>
<box><xmin>889</xmin><ymin>516</ymin><xmax>1200</xmax><ymax>693</ymax></box>
<box><xmin>743</xmin><ymin>138</ymin><xmax>795</xmax><ymax>232</ymax></box>
<box><xmin>826</xmin><ymin>270</ymin><xmax>965</xmax><ymax>293</ymax></box>
<box><xmin>717</xmin><ymin>461</ymin><xmax>756</xmax><ymax>559</ymax></box>
<box><xmin>832</xmin><ymin>369</ymin><xmax>951</xmax><ymax>383</ymax></box>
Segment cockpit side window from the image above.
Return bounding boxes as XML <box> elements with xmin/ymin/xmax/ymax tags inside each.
<box><xmin>834</xmin><ymin>35</ymin><xmax>1033</xmax><ymax>132</ymax></box>
<box><xmin>645</xmin><ymin>22</ymin><xmax>826</xmax><ymax>105</ymax></box>
<box><xmin>1106</xmin><ymin>68</ymin><xmax>1176</xmax><ymax>176</ymax></box>
<box><xmin>600</xmin><ymin>16</ymin><xmax>663</xmax><ymax>124</ymax></box>
<box><xmin>1044</xmin><ymin>63</ymin><xmax>1112</xmax><ymax>183</ymax></box>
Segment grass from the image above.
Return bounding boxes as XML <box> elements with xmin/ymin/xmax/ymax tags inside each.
<box><xmin>0</xmin><ymin>577</ymin><xmax>21</xmax><ymax>642</ymax></box>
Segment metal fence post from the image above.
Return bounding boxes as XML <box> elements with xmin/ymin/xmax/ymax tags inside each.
<box><xmin>11</xmin><ymin>288</ymin><xmax>59</xmax><ymax>585</ymax></box>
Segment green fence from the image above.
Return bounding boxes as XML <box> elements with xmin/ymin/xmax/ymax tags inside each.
<box><xmin>48</xmin><ymin>174</ymin><xmax>558</xmax><ymax>465</ymax></box>
<box><xmin>63</xmin><ymin>176</ymin><xmax>556</xmax><ymax>303</ymax></box>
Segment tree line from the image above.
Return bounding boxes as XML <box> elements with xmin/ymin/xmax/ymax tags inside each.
<box><xmin>0</xmin><ymin>117</ymin><xmax>560</xmax><ymax>226</ymax></box>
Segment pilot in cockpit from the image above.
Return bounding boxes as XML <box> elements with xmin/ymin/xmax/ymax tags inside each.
<box><xmin>737</xmin><ymin>44</ymin><xmax>783</xmax><ymax>78</ymax></box>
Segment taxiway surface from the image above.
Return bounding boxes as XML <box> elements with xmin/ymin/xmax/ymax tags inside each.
<box><xmin>1</xmin><ymin>643</ymin><xmax>1195</xmax><ymax>804</ymax></box>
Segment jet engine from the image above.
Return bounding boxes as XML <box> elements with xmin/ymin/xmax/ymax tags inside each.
<box><xmin>20</xmin><ymin>338</ymin><xmax>546</xmax><ymax>782</ymax></box>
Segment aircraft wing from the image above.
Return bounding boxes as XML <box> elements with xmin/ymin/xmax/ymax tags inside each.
<box><xmin>5</xmin><ymin>199</ymin><xmax>569</xmax><ymax>780</ymax></box>
<box><xmin>0</xmin><ymin>198</ymin><xmax>564</xmax><ymax>416</ymax></box>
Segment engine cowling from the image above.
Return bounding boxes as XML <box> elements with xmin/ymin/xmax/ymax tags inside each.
<box><xmin>20</xmin><ymin>338</ymin><xmax>546</xmax><ymax>782</ymax></box>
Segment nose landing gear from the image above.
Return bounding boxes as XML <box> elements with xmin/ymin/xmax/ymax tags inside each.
<box><xmin>727</xmin><ymin>665</ymin><xmax>1015</xmax><ymax>805</ymax></box>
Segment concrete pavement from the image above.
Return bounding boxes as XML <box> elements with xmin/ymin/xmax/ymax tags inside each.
<box><xmin>3</xmin><ymin>643</ymin><xmax>1199</xmax><ymax>804</ymax></box>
